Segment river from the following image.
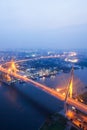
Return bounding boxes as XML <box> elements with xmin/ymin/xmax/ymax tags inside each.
<box><xmin>0</xmin><ymin>68</ymin><xmax>87</xmax><ymax>130</ymax></box>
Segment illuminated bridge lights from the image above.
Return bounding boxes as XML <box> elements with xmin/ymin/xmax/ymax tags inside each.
<box><xmin>0</xmin><ymin>57</ymin><xmax>87</xmax><ymax>130</ymax></box>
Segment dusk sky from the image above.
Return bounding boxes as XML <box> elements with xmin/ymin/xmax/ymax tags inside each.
<box><xmin>0</xmin><ymin>0</ymin><xmax>87</xmax><ymax>49</ymax></box>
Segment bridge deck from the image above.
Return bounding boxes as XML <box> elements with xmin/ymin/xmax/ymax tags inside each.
<box><xmin>0</xmin><ymin>66</ymin><xmax>87</xmax><ymax>115</ymax></box>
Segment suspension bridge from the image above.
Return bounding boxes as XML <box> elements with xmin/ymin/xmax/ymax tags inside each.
<box><xmin>0</xmin><ymin>56</ymin><xmax>87</xmax><ymax>127</ymax></box>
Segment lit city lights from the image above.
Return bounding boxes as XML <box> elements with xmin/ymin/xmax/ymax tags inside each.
<box><xmin>0</xmin><ymin>0</ymin><xmax>87</xmax><ymax>129</ymax></box>
<box><xmin>0</xmin><ymin>50</ymin><xmax>86</xmax><ymax>130</ymax></box>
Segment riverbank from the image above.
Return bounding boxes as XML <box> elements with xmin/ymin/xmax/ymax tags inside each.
<box><xmin>40</xmin><ymin>113</ymin><xmax>67</xmax><ymax>130</ymax></box>
<box><xmin>40</xmin><ymin>112</ymin><xmax>78</xmax><ymax>130</ymax></box>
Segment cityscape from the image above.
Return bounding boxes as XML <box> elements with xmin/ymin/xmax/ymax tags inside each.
<box><xmin>0</xmin><ymin>49</ymin><xmax>87</xmax><ymax>130</ymax></box>
<box><xmin>0</xmin><ymin>0</ymin><xmax>87</xmax><ymax>130</ymax></box>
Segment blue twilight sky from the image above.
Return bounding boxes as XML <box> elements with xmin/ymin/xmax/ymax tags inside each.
<box><xmin>0</xmin><ymin>0</ymin><xmax>87</xmax><ymax>49</ymax></box>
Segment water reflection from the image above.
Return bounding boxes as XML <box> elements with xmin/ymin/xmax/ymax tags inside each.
<box><xmin>0</xmin><ymin>68</ymin><xmax>86</xmax><ymax>130</ymax></box>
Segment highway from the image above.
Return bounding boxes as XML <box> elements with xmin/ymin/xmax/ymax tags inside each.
<box><xmin>1</xmin><ymin>55</ymin><xmax>60</xmax><ymax>66</ymax></box>
<box><xmin>67</xmin><ymin>98</ymin><xmax>87</xmax><ymax>114</ymax></box>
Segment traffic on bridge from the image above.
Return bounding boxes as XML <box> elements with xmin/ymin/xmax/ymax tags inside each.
<box><xmin>0</xmin><ymin>57</ymin><xmax>87</xmax><ymax>130</ymax></box>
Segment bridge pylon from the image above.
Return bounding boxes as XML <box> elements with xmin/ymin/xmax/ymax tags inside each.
<box><xmin>64</xmin><ymin>67</ymin><xmax>74</xmax><ymax>116</ymax></box>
